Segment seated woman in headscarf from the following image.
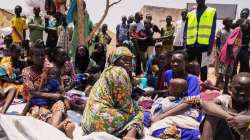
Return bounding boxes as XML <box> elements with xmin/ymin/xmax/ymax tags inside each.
<box><xmin>75</xmin><ymin>46</ymin><xmax>101</xmax><ymax>92</ymax></box>
<box><xmin>81</xmin><ymin>47</ymin><xmax>144</xmax><ymax>139</ymax></box>
<box><xmin>90</xmin><ymin>43</ymin><xmax>106</xmax><ymax>71</ymax></box>
<box><xmin>0</xmin><ymin>43</ymin><xmax>25</xmax><ymax>113</ymax></box>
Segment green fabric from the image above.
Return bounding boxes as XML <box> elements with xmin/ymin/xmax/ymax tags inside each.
<box><xmin>187</xmin><ymin>7</ymin><xmax>216</xmax><ymax>45</ymax></box>
<box><xmin>28</xmin><ymin>16</ymin><xmax>44</xmax><ymax>43</ymax></box>
<box><xmin>70</xmin><ymin>11</ymin><xmax>93</xmax><ymax>60</ymax></box>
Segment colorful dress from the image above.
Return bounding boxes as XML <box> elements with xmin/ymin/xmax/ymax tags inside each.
<box><xmin>0</xmin><ymin>57</ymin><xmax>23</xmax><ymax>94</ymax></box>
<box><xmin>81</xmin><ymin>65</ymin><xmax>144</xmax><ymax>138</ymax></box>
<box><xmin>81</xmin><ymin>47</ymin><xmax>140</xmax><ymax>136</ymax></box>
<box><xmin>22</xmin><ymin>64</ymin><xmax>66</xmax><ymax>121</ymax></box>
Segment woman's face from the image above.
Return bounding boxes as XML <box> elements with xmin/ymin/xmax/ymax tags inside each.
<box><xmin>171</xmin><ymin>53</ymin><xmax>186</xmax><ymax>73</ymax></box>
<box><xmin>78</xmin><ymin>47</ymin><xmax>87</xmax><ymax>57</ymax></box>
<box><xmin>115</xmin><ymin>56</ymin><xmax>133</xmax><ymax>76</ymax></box>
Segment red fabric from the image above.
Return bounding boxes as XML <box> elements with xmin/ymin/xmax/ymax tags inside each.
<box><xmin>219</xmin><ymin>27</ymin><xmax>242</xmax><ymax>65</ymax></box>
<box><xmin>139</xmin><ymin>99</ymin><xmax>154</xmax><ymax>110</ymax></box>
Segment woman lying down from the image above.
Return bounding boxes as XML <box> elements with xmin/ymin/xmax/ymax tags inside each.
<box><xmin>146</xmin><ymin>78</ymin><xmax>202</xmax><ymax>140</ymax></box>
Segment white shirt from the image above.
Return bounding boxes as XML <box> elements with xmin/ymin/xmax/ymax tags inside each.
<box><xmin>136</xmin><ymin>21</ymin><xmax>144</xmax><ymax>32</ymax></box>
<box><xmin>173</xmin><ymin>20</ymin><xmax>186</xmax><ymax>46</ymax></box>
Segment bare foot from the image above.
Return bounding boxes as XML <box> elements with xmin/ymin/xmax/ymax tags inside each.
<box><xmin>64</xmin><ymin>121</ymin><xmax>75</xmax><ymax>139</ymax></box>
<box><xmin>58</xmin><ymin>119</ymin><xmax>75</xmax><ymax>139</ymax></box>
<box><xmin>122</xmin><ymin>136</ymin><xmax>137</xmax><ymax>140</ymax></box>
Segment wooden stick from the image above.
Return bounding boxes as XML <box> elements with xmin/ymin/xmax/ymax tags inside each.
<box><xmin>76</xmin><ymin>0</ymin><xmax>85</xmax><ymax>46</ymax></box>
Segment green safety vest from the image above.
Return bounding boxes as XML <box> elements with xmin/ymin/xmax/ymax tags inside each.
<box><xmin>187</xmin><ymin>7</ymin><xmax>216</xmax><ymax>45</ymax></box>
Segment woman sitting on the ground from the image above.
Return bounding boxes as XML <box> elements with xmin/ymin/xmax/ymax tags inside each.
<box><xmin>75</xmin><ymin>46</ymin><xmax>101</xmax><ymax>91</ymax></box>
<box><xmin>147</xmin><ymin>50</ymin><xmax>201</xmax><ymax>140</ymax></box>
<box><xmin>81</xmin><ymin>47</ymin><xmax>144</xmax><ymax>139</ymax></box>
<box><xmin>0</xmin><ymin>44</ymin><xmax>25</xmax><ymax>113</ymax></box>
<box><xmin>22</xmin><ymin>40</ymin><xmax>75</xmax><ymax>138</ymax></box>
<box><xmin>90</xmin><ymin>42</ymin><xmax>106</xmax><ymax>71</ymax></box>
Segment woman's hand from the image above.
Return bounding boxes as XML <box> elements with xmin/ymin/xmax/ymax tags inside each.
<box><xmin>227</xmin><ymin>114</ymin><xmax>250</xmax><ymax>129</ymax></box>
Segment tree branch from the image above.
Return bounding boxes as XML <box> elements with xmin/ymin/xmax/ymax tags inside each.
<box><xmin>109</xmin><ymin>0</ymin><xmax>122</xmax><ymax>7</ymax></box>
<box><xmin>85</xmin><ymin>0</ymin><xmax>122</xmax><ymax>43</ymax></box>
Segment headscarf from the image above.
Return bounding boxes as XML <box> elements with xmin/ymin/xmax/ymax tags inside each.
<box><xmin>110</xmin><ymin>47</ymin><xmax>133</xmax><ymax>65</ymax></box>
<box><xmin>75</xmin><ymin>47</ymin><xmax>90</xmax><ymax>73</ymax></box>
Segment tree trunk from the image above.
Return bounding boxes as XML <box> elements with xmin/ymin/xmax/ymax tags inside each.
<box><xmin>76</xmin><ymin>0</ymin><xmax>85</xmax><ymax>46</ymax></box>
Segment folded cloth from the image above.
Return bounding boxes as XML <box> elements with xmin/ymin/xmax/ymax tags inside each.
<box><xmin>0</xmin><ymin>115</ymin><xmax>70</xmax><ymax>140</ymax></box>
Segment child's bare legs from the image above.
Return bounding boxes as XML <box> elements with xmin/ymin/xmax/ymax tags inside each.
<box><xmin>21</xmin><ymin>102</ymin><xmax>31</xmax><ymax>116</ymax></box>
<box><xmin>0</xmin><ymin>88</ymin><xmax>16</xmax><ymax>114</ymax></box>
<box><xmin>201</xmin><ymin>115</ymin><xmax>219</xmax><ymax>140</ymax></box>
<box><xmin>48</xmin><ymin>111</ymin><xmax>64</xmax><ymax>127</ymax></box>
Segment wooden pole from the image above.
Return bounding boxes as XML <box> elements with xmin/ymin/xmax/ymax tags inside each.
<box><xmin>76</xmin><ymin>0</ymin><xmax>85</xmax><ymax>46</ymax></box>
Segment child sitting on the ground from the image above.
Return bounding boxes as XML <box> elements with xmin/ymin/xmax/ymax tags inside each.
<box><xmin>147</xmin><ymin>78</ymin><xmax>201</xmax><ymax>139</ymax></box>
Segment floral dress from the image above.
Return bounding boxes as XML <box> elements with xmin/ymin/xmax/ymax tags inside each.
<box><xmin>81</xmin><ymin>66</ymin><xmax>144</xmax><ymax>138</ymax></box>
<box><xmin>22</xmin><ymin>64</ymin><xmax>65</xmax><ymax>121</ymax></box>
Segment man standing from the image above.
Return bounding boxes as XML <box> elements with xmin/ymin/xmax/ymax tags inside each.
<box><xmin>173</xmin><ymin>10</ymin><xmax>187</xmax><ymax>50</ymax></box>
<box><xmin>11</xmin><ymin>5</ymin><xmax>28</xmax><ymax>45</ymax></box>
<box><xmin>232</xmin><ymin>8</ymin><xmax>250</xmax><ymax>73</ymax></box>
<box><xmin>28</xmin><ymin>7</ymin><xmax>44</xmax><ymax>46</ymax></box>
<box><xmin>116</xmin><ymin>16</ymin><xmax>129</xmax><ymax>47</ymax></box>
<box><xmin>161</xmin><ymin>16</ymin><xmax>175</xmax><ymax>51</ymax></box>
<box><xmin>184</xmin><ymin>0</ymin><xmax>217</xmax><ymax>81</ymax></box>
<box><xmin>134</xmin><ymin>12</ymin><xmax>144</xmax><ymax>32</ymax></box>
<box><xmin>96</xmin><ymin>24</ymin><xmax>112</xmax><ymax>47</ymax></box>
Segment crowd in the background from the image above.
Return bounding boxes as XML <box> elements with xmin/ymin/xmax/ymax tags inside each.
<box><xmin>0</xmin><ymin>0</ymin><xmax>250</xmax><ymax>139</ymax></box>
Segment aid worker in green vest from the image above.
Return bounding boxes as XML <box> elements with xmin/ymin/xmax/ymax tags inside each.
<box><xmin>184</xmin><ymin>0</ymin><xmax>217</xmax><ymax>81</ymax></box>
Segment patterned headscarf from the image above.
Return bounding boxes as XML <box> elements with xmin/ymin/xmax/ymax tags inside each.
<box><xmin>110</xmin><ymin>47</ymin><xmax>133</xmax><ymax>64</ymax></box>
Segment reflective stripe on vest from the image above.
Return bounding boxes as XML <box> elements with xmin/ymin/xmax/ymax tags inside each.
<box><xmin>187</xmin><ymin>7</ymin><xmax>216</xmax><ymax>45</ymax></box>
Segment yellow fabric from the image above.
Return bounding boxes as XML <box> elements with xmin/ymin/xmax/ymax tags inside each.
<box><xmin>0</xmin><ymin>57</ymin><xmax>23</xmax><ymax>95</ymax></box>
<box><xmin>10</xmin><ymin>17</ymin><xmax>27</xmax><ymax>43</ymax></box>
<box><xmin>0</xmin><ymin>83</ymin><xmax>23</xmax><ymax>94</ymax></box>
<box><xmin>187</xmin><ymin>7</ymin><xmax>216</xmax><ymax>45</ymax></box>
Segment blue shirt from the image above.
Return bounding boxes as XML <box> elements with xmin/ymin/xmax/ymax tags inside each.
<box><xmin>183</xmin><ymin>7</ymin><xmax>217</xmax><ymax>50</ymax></box>
<box><xmin>116</xmin><ymin>23</ymin><xmax>129</xmax><ymax>44</ymax></box>
<box><xmin>164</xmin><ymin>70</ymin><xmax>200</xmax><ymax>96</ymax></box>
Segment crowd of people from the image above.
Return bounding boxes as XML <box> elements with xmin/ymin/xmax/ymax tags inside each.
<box><xmin>0</xmin><ymin>0</ymin><xmax>250</xmax><ymax>139</ymax></box>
